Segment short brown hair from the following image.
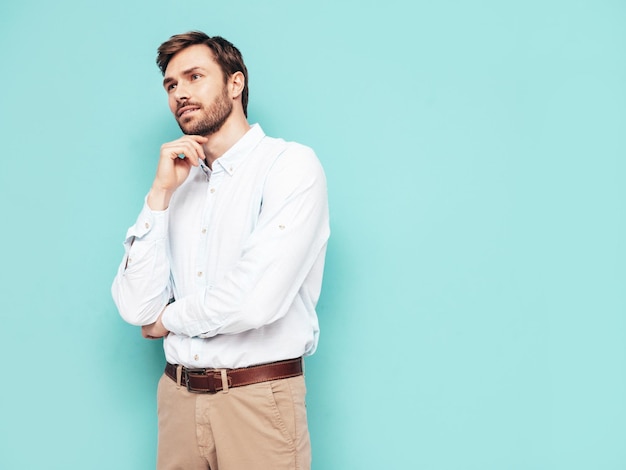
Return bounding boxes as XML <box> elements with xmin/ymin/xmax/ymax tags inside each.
<box><xmin>157</xmin><ymin>31</ymin><xmax>249</xmax><ymax>116</ymax></box>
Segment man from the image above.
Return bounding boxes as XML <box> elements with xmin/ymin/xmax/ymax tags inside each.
<box><xmin>111</xmin><ymin>31</ymin><xmax>329</xmax><ymax>470</ymax></box>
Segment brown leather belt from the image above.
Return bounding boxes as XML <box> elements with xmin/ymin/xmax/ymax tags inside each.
<box><xmin>164</xmin><ymin>357</ymin><xmax>303</xmax><ymax>394</ymax></box>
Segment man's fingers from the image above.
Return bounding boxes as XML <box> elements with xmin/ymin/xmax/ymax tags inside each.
<box><xmin>163</xmin><ymin>139</ymin><xmax>206</xmax><ymax>166</ymax></box>
<box><xmin>183</xmin><ymin>135</ymin><xmax>207</xmax><ymax>162</ymax></box>
<box><xmin>190</xmin><ymin>135</ymin><xmax>209</xmax><ymax>144</ymax></box>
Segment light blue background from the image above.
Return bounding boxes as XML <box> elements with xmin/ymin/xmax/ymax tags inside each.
<box><xmin>1</xmin><ymin>1</ymin><xmax>625</xmax><ymax>469</ymax></box>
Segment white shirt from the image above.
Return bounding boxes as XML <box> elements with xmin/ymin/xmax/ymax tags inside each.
<box><xmin>111</xmin><ymin>124</ymin><xmax>329</xmax><ymax>368</ymax></box>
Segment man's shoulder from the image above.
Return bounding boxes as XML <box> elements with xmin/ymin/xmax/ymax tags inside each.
<box><xmin>255</xmin><ymin>137</ymin><xmax>325</xmax><ymax>187</ymax></box>
<box><xmin>257</xmin><ymin>135</ymin><xmax>318</xmax><ymax>163</ymax></box>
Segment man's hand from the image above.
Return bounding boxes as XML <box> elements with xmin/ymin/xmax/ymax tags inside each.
<box><xmin>148</xmin><ymin>135</ymin><xmax>209</xmax><ymax>210</ymax></box>
<box><xmin>142</xmin><ymin>315</ymin><xmax>169</xmax><ymax>340</ymax></box>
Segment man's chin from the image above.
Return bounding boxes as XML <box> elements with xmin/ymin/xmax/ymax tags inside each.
<box><xmin>180</xmin><ymin>122</ymin><xmax>222</xmax><ymax>137</ymax></box>
<box><xmin>178</xmin><ymin>122</ymin><xmax>203</xmax><ymax>136</ymax></box>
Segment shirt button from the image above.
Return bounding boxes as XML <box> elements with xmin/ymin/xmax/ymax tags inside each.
<box><xmin>210</xmin><ymin>188</ymin><xmax>216</xmax><ymax>193</ymax></box>
<box><xmin>197</xmin><ymin>271</ymin><xmax>203</xmax><ymax>277</ymax></box>
<box><xmin>201</xmin><ymin>228</ymin><xmax>207</xmax><ymax>234</ymax></box>
<box><xmin>194</xmin><ymin>354</ymin><xmax>199</xmax><ymax>361</ymax></box>
<box><xmin>144</xmin><ymin>222</ymin><xmax>150</xmax><ymax>229</ymax></box>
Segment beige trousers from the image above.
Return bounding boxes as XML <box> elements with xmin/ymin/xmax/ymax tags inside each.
<box><xmin>156</xmin><ymin>372</ymin><xmax>311</xmax><ymax>470</ymax></box>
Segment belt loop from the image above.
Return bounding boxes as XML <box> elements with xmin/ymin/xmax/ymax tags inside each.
<box><xmin>220</xmin><ymin>369</ymin><xmax>229</xmax><ymax>394</ymax></box>
<box><xmin>301</xmin><ymin>357</ymin><xmax>305</xmax><ymax>377</ymax></box>
<box><xmin>176</xmin><ymin>365</ymin><xmax>183</xmax><ymax>389</ymax></box>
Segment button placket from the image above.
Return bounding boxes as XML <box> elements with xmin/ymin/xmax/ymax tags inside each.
<box><xmin>195</xmin><ymin>170</ymin><xmax>222</xmax><ymax>287</ymax></box>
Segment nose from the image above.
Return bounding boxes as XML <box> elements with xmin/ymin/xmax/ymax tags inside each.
<box><xmin>173</xmin><ymin>83</ymin><xmax>190</xmax><ymax>102</ymax></box>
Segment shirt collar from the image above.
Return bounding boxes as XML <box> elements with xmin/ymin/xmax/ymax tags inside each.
<box><xmin>213</xmin><ymin>123</ymin><xmax>265</xmax><ymax>176</ymax></box>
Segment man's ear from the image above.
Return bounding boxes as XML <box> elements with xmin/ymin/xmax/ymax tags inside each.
<box><xmin>230</xmin><ymin>71</ymin><xmax>245</xmax><ymax>99</ymax></box>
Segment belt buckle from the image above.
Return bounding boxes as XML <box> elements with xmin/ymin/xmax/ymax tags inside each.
<box><xmin>184</xmin><ymin>368</ymin><xmax>220</xmax><ymax>394</ymax></box>
<box><xmin>184</xmin><ymin>367</ymin><xmax>209</xmax><ymax>394</ymax></box>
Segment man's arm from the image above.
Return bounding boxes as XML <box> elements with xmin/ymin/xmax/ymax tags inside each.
<box><xmin>111</xmin><ymin>204</ymin><xmax>172</xmax><ymax>326</ymax></box>
<box><xmin>111</xmin><ymin>135</ymin><xmax>208</xmax><ymax>327</ymax></box>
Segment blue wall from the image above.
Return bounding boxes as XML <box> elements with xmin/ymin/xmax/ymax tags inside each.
<box><xmin>1</xmin><ymin>1</ymin><xmax>625</xmax><ymax>468</ymax></box>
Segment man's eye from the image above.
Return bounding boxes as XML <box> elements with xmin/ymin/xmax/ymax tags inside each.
<box><xmin>167</xmin><ymin>83</ymin><xmax>177</xmax><ymax>91</ymax></box>
<box><xmin>192</xmin><ymin>74</ymin><xmax>201</xmax><ymax>80</ymax></box>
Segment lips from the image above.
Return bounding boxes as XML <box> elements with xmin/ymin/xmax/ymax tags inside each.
<box><xmin>177</xmin><ymin>105</ymin><xmax>200</xmax><ymax>117</ymax></box>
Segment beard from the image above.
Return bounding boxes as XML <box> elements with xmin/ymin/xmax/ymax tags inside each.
<box><xmin>176</xmin><ymin>86</ymin><xmax>233</xmax><ymax>136</ymax></box>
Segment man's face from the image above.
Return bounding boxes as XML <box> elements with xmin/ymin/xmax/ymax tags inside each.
<box><xmin>163</xmin><ymin>44</ymin><xmax>233</xmax><ymax>136</ymax></box>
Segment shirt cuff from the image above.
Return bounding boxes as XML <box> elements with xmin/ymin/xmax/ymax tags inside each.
<box><xmin>161</xmin><ymin>302</ymin><xmax>182</xmax><ymax>336</ymax></box>
<box><xmin>124</xmin><ymin>199</ymin><xmax>169</xmax><ymax>244</ymax></box>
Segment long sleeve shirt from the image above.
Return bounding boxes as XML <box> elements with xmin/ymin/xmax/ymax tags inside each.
<box><xmin>111</xmin><ymin>124</ymin><xmax>330</xmax><ymax>369</ymax></box>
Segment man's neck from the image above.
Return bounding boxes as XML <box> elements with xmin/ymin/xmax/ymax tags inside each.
<box><xmin>202</xmin><ymin>116</ymin><xmax>251</xmax><ymax>168</ymax></box>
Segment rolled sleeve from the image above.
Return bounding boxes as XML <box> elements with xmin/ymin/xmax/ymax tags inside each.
<box><xmin>111</xmin><ymin>200</ymin><xmax>172</xmax><ymax>326</ymax></box>
<box><xmin>124</xmin><ymin>201</ymin><xmax>169</xmax><ymax>246</ymax></box>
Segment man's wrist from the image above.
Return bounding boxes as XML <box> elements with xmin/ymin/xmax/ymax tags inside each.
<box><xmin>147</xmin><ymin>187</ymin><xmax>173</xmax><ymax>211</ymax></box>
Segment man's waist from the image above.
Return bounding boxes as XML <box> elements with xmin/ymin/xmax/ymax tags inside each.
<box><xmin>164</xmin><ymin>357</ymin><xmax>303</xmax><ymax>393</ymax></box>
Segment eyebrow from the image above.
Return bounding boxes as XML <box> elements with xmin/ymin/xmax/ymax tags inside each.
<box><xmin>163</xmin><ymin>67</ymin><xmax>205</xmax><ymax>88</ymax></box>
